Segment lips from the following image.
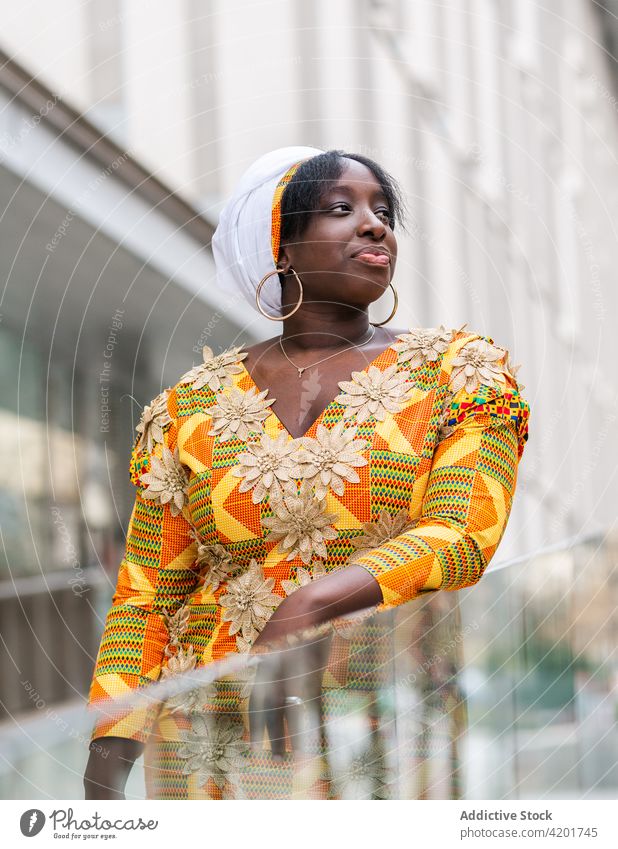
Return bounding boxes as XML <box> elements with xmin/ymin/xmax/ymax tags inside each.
<box><xmin>352</xmin><ymin>248</ymin><xmax>391</xmax><ymax>266</ymax></box>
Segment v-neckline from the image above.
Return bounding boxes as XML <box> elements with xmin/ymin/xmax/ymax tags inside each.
<box><xmin>238</xmin><ymin>340</ymin><xmax>396</xmax><ymax>440</ymax></box>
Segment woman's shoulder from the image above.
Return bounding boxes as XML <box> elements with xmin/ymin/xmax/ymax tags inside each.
<box><xmin>388</xmin><ymin>323</ymin><xmax>490</xmax><ymax>345</ymax></box>
<box><xmin>400</xmin><ymin>326</ymin><xmax>530</xmax><ymax>455</ymax></box>
<box><xmin>128</xmin><ymin>343</ymin><xmax>251</xmax><ymax>483</ymax></box>
<box><xmin>387</xmin><ymin>323</ymin><xmax>481</xmax><ymax>363</ymax></box>
<box><xmin>138</xmin><ymin>344</ymin><xmax>251</xmax><ymax>429</ymax></box>
<box><xmin>389</xmin><ymin>324</ymin><xmax>526</xmax><ymax>395</ymax></box>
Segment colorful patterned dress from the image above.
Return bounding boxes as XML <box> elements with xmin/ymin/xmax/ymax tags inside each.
<box><xmin>88</xmin><ymin>326</ymin><xmax>530</xmax><ymax>799</ymax></box>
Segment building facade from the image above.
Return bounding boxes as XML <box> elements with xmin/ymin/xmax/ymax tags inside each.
<box><xmin>0</xmin><ymin>0</ymin><xmax>616</xmax><ymax>796</ymax></box>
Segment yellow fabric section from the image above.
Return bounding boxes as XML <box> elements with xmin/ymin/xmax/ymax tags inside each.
<box><xmin>178</xmin><ymin>413</ymin><xmax>212</xmax><ymax>474</ymax></box>
<box><xmin>119</xmin><ymin>562</ymin><xmax>156</xmax><ymax>607</ymax></box>
<box><xmin>375</xmin><ymin>414</ymin><xmax>418</xmax><ymax>456</ymax></box>
<box><xmin>211</xmin><ymin>469</ymin><xmax>260</xmax><ymax>542</ymax></box>
<box><xmin>353</xmin><ymin>399</ymin><xmax>522</xmax><ymax>608</ymax></box>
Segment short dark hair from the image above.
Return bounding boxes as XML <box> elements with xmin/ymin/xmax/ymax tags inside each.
<box><xmin>278</xmin><ymin>149</ymin><xmax>406</xmax><ymax>251</ymax></box>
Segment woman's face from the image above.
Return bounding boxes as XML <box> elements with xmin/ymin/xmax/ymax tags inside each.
<box><xmin>279</xmin><ymin>159</ymin><xmax>398</xmax><ymax>310</ymax></box>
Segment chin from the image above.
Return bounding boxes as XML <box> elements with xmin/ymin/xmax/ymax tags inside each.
<box><xmin>338</xmin><ymin>285</ymin><xmax>386</xmax><ymax>312</ymax></box>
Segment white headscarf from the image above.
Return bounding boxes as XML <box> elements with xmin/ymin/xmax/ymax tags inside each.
<box><xmin>211</xmin><ymin>146</ymin><xmax>324</xmax><ymax>315</ymax></box>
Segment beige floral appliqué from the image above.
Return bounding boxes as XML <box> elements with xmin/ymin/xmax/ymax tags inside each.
<box><xmin>280</xmin><ymin>562</ymin><xmax>326</xmax><ymax>597</ymax></box>
<box><xmin>180</xmin><ymin>345</ymin><xmax>247</xmax><ymax>393</ymax></box>
<box><xmin>295</xmin><ymin>421</ymin><xmax>368</xmax><ymax>499</ymax></box>
<box><xmin>135</xmin><ymin>388</ymin><xmax>172</xmax><ymax>453</ymax></box>
<box><xmin>331</xmin><ymin>742</ymin><xmax>389</xmax><ymax>799</ymax></box>
<box><xmin>262</xmin><ymin>482</ymin><xmax>338</xmax><ymax>564</ymax></box>
<box><xmin>140</xmin><ymin>445</ymin><xmax>189</xmax><ymax>516</ymax></box>
<box><xmin>189</xmin><ymin>529</ymin><xmax>240</xmax><ymax>592</ymax></box>
<box><xmin>449</xmin><ymin>338</ymin><xmax>507</xmax><ymax>395</ymax></box>
<box><xmin>219</xmin><ymin>559</ymin><xmax>282</xmax><ymax>643</ymax></box>
<box><xmin>160</xmin><ymin>603</ymin><xmax>198</xmax><ymax>701</ymax></box>
<box><xmin>350</xmin><ymin>508</ymin><xmax>418</xmax><ymax>561</ymax></box>
<box><xmin>390</xmin><ymin>326</ymin><xmax>454</xmax><ymax>369</ymax></box>
<box><xmin>208</xmin><ymin>387</ymin><xmax>275</xmax><ymax>442</ymax></box>
<box><xmin>232</xmin><ymin>431</ymin><xmax>299</xmax><ymax>503</ymax></box>
<box><xmin>335</xmin><ymin>364</ymin><xmax>413</xmax><ymax>424</ymax></box>
<box><xmin>177</xmin><ymin>714</ymin><xmax>247</xmax><ymax>790</ymax></box>
<box><xmin>436</xmin><ymin>390</ymin><xmax>456</xmax><ymax>443</ymax></box>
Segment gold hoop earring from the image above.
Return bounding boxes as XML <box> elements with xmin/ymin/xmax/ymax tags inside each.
<box><xmin>256</xmin><ymin>267</ymin><xmax>303</xmax><ymax>320</ymax></box>
<box><xmin>370</xmin><ymin>282</ymin><xmax>398</xmax><ymax>327</ymax></box>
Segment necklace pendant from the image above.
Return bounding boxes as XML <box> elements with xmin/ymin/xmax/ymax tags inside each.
<box><xmin>297</xmin><ymin>368</ymin><xmax>304</xmax><ymax>378</ymax></box>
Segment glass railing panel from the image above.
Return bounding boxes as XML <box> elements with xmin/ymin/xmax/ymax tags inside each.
<box><xmin>1</xmin><ymin>535</ymin><xmax>615</xmax><ymax>799</ymax></box>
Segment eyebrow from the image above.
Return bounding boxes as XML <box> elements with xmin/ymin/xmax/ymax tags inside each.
<box><xmin>321</xmin><ymin>183</ymin><xmax>389</xmax><ymax>202</ymax></box>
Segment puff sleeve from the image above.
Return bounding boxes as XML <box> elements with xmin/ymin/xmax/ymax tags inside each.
<box><xmin>352</xmin><ymin>334</ymin><xmax>530</xmax><ymax>610</ymax></box>
<box><xmin>87</xmin><ymin>386</ymin><xmax>199</xmax><ymax>742</ymax></box>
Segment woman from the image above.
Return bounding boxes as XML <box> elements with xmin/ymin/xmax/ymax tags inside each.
<box><xmin>84</xmin><ymin>147</ymin><xmax>529</xmax><ymax>799</ymax></box>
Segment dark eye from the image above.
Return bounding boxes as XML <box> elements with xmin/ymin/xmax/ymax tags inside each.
<box><xmin>376</xmin><ymin>208</ymin><xmax>392</xmax><ymax>224</ymax></box>
<box><xmin>328</xmin><ymin>202</ymin><xmax>351</xmax><ymax>213</ymax></box>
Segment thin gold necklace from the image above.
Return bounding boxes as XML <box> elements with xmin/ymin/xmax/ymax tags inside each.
<box><xmin>278</xmin><ymin>326</ymin><xmax>377</xmax><ymax>378</ymax></box>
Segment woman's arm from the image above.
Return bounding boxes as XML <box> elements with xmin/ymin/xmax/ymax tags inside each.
<box><xmin>84</xmin><ymin>738</ymin><xmax>144</xmax><ymax>800</ymax></box>
<box><xmin>349</xmin><ymin>361</ymin><xmax>529</xmax><ymax>607</ymax></box>
<box><xmin>84</xmin><ymin>386</ymin><xmax>199</xmax><ymax>798</ymax></box>
<box><xmin>253</xmin><ymin>563</ymin><xmax>382</xmax><ymax>644</ymax></box>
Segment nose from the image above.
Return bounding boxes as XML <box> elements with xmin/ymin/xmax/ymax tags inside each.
<box><xmin>356</xmin><ymin>207</ymin><xmax>387</xmax><ymax>239</ymax></box>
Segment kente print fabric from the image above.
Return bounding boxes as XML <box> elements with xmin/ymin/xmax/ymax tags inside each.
<box><xmin>88</xmin><ymin>326</ymin><xmax>530</xmax><ymax>799</ymax></box>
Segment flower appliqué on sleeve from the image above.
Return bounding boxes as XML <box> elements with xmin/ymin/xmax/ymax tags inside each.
<box><xmin>390</xmin><ymin>326</ymin><xmax>454</xmax><ymax>368</ymax></box>
<box><xmin>135</xmin><ymin>388</ymin><xmax>172</xmax><ymax>453</ymax></box>
<box><xmin>280</xmin><ymin>562</ymin><xmax>326</xmax><ymax>597</ymax></box>
<box><xmin>180</xmin><ymin>345</ymin><xmax>248</xmax><ymax>392</ymax></box>
<box><xmin>449</xmin><ymin>338</ymin><xmax>508</xmax><ymax>394</ymax></box>
<box><xmin>140</xmin><ymin>445</ymin><xmax>189</xmax><ymax>516</ymax></box>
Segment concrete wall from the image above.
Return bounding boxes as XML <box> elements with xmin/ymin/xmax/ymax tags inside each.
<box><xmin>1</xmin><ymin>0</ymin><xmax>616</xmax><ymax>554</ymax></box>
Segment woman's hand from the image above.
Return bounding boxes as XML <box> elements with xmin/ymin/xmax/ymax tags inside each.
<box><xmin>83</xmin><ymin>737</ymin><xmax>144</xmax><ymax>799</ymax></box>
<box><xmin>248</xmin><ymin>565</ymin><xmax>383</xmax><ymax>758</ymax></box>
<box><xmin>248</xmin><ymin>630</ymin><xmax>332</xmax><ymax>758</ymax></box>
